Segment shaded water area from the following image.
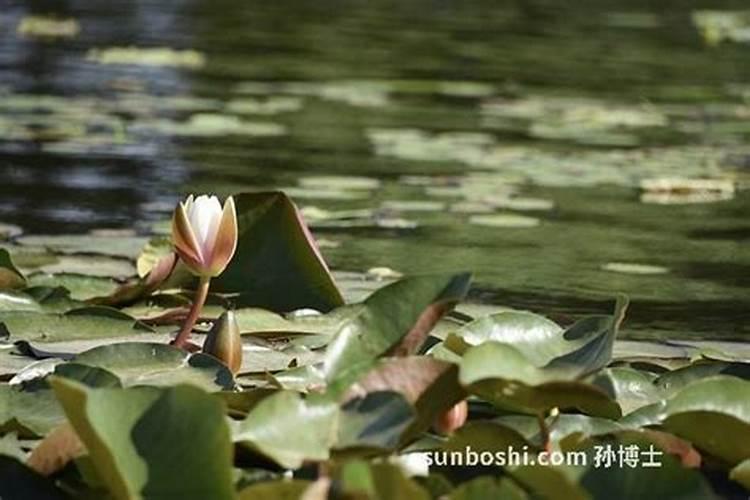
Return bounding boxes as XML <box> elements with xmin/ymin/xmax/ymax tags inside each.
<box><xmin>1</xmin><ymin>0</ymin><xmax>749</xmax><ymax>340</ymax></box>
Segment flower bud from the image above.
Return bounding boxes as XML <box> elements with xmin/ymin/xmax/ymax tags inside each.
<box><xmin>172</xmin><ymin>194</ymin><xmax>238</xmax><ymax>278</ymax></box>
<box><xmin>203</xmin><ymin>310</ymin><xmax>242</xmax><ymax>374</ymax></box>
<box><xmin>433</xmin><ymin>400</ymin><xmax>468</xmax><ymax>435</ymax></box>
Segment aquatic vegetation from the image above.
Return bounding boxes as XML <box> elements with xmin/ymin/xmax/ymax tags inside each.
<box><xmin>0</xmin><ymin>191</ymin><xmax>747</xmax><ymax>498</ymax></box>
<box><xmin>16</xmin><ymin>16</ymin><xmax>80</xmax><ymax>39</ymax></box>
<box><xmin>693</xmin><ymin>10</ymin><xmax>750</xmax><ymax>45</ymax></box>
<box><xmin>85</xmin><ymin>47</ymin><xmax>206</xmax><ymax>68</ymax></box>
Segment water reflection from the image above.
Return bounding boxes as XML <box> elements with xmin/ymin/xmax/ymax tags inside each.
<box><xmin>0</xmin><ymin>0</ymin><xmax>748</xmax><ymax>339</ymax></box>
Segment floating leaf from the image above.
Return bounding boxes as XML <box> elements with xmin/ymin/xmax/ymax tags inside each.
<box><xmin>0</xmin><ymin>307</ymin><xmax>152</xmax><ymax>342</ymax></box>
<box><xmin>16</xmin><ymin>234</ymin><xmax>148</xmax><ymax>260</ymax></box>
<box><xmin>211</xmin><ymin>192</ymin><xmax>344</xmax><ymax>312</ymax></box>
<box><xmin>459</xmin><ymin>342</ymin><xmax>620</xmax><ymax>418</ymax></box>
<box><xmin>73</xmin><ymin>343</ymin><xmax>235</xmax><ymax>391</ymax></box>
<box><xmin>324</xmin><ymin>273</ymin><xmax>471</xmax><ymax>384</ymax></box>
<box><xmin>662</xmin><ymin>376</ymin><xmax>750</xmax><ymax>465</ymax></box>
<box><xmin>233</xmin><ymin>390</ymin><xmax>338</xmax><ymax>468</ymax></box>
<box><xmin>468</xmin><ymin>214</ymin><xmax>540</xmax><ymax>228</ymax></box>
<box><xmin>601</xmin><ymin>262</ymin><xmax>669</xmax><ymax>275</ymax></box>
<box><xmin>86</xmin><ymin>47</ymin><xmax>206</xmax><ymax>68</ymax></box>
<box><xmin>50</xmin><ymin>379</ymin><xmax>235</xmax><ymax>500</ymax></box>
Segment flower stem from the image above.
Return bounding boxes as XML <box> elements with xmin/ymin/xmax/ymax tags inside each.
<box><xmin>173</xmin><ymin>277</ymin><xmax>211</xmax><ymax>348</ymax></box>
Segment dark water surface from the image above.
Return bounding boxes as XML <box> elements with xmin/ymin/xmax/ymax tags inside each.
<box><xmin>1</xmin><ymin>0</ymin><xmax>749</xmax><ymax>339</ymax></box>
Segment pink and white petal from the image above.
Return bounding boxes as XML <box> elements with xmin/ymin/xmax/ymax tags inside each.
<box><xmin>172</xmin><ymin>202</ymin><xmax>205</xmax><ymax>269</ymax></box>
<box><xmin>207</xmin><ymin>196</ymin><xmax>238</xmax><ymax>276</ymax></box>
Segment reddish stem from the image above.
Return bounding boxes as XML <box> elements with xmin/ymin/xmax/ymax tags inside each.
<box><xmin>173</xmin><ymin>277</ymin><xmax>211</xmax><ymax>348</ymax></box>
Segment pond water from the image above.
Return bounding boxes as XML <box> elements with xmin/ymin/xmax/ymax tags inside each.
<box><xmin>1</xmin><ymin>0</ymin><xmax>749</xmax><ymax>340</ymax></box>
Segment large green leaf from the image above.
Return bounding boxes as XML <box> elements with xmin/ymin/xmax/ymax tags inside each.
<box><xmin>324</xmin><ymin>273</ymin><xmax>471</xmax><ymax>383</ymax></box>
<box><xmin>495</xmin><ymin>414</ymin><xmax>624</xmax><ymax>445</ymax></box>
<box><xmin>212</xmin><ymin>191</ymin><xmax>344</xmax><ymax>311</ymax></box>
<box><xmin>589</xmin><ymin>367</ymin><xmax>663</xmax><ymax>415</ymax></box>
<box><xmin>656</xmin><ymin>361</ymin><xmax>750</xmax><ymax>396</ymax></box>
<box><xmin>16</xmin><ymin>234</ymin><xmax>148</xmax><ymax>260</ymax></box>
<box><xmin>662</xmin><ymin>376</ymin><xmax>750</xmax><ymax>465</ymax></box>
<box><xmin>72</xmin><ymin>343</ymin><xmax>235</xmax><ymax>391</ymax></box>
<box><xmin>0</xmin><ymin>384</ymin><xmax>65</xmax><ymax>437</ymax></box>
<box><xmin>460</xmin><ymin>342</ymin><xmax>620</xmax><ymax>418</ymax></box>
<box><xmin>452</xmin><ymin>310</ymin><xmax>564</xmax><ymax>366</ymax></box>
<box><xmin>544</xmin><ymin>296</ymin><xmax>628</xmax><ymax>376</ymax></box>
<box><xmin>233</xmin><ymin>390</ymin><xmax>338</xmax><ymax>469</ymax></box>
<box><xmin>50</xmin><ymin>378</ymin><xmax>235</xmax><ymax>500</ymax></box>
<box><xmin>0</xmin><ymin>307</ymin><xmax>152</xmax><ymax>342</ymax></box>
<box><xmin>449</xmin><ymin>297</ymin><xmax>627</xmax><ymax>376</ymax></box>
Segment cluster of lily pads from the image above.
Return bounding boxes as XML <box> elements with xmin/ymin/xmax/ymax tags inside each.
<box><xmin>0</xmin><ymin>191</ymin><xmax>748</xmax><ymax>499</ymax></box>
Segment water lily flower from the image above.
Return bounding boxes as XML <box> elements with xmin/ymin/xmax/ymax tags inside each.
<box><xmin>172</xmin><ymin>194</ymin><xmax>238</xmax><ymax>278</ymax></box>
<box><xmin>171</xmin><ymin>194</ymin><xmax>238</xmax><ymax>348</ymax></box>
<box><xmin>203</xmin><ymin>310</ymin><xmax>242</xmax><ymax>374</ymax></box>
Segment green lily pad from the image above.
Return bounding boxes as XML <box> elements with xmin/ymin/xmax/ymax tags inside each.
<box><xmin>16</xmin><ymin>234</ymin><xmax>148</xmax><ymax>260</ymax></box>
<box><xmin>85</xmin><ymin>47</ymin><xmax>206</xmax><ymax>68</ymax></box>
<box><xmin>72</xmin><ymin>343</ymin><xmax>235</xmax><ymax>391</ymax></box>
<box><xmin>589</xmin><ymin>367</ymin><xmax>663</xmax><ymax>415</ymax></box>
<box><xmin>233</xmin><ymin>390</ymin><xmax>338</xmax><ymax>468</ymax></box>
<box><xmin>451</xmin><ymin>310</ymin><xmax>564</xmax><ymax>366</ymax></box>
<box><xmin>50</xmin><ymin>378</ymin><xmax>235</xmax><ymax>500</ymax></box>
<box><xmin>0</xmin><ymin>307</ymin><xmax>152</xmax><ymax>342</ymax></box>
<box><xmin>459</xmin><ymin>342</ymin><xmax>621</xmax><ymax>418</ymax></box>
<box><xmin>468</xmin><ymin>214</ymin><xmax>540</xmax><ymax>228</ymax></box>
<box><xmin>211</xmin><ymin>192</ymin><xmax>345</xmax><ymax>312</ymax></box>
<box><xmin>324</xmin><ymin>272</ymin><xmax>471</xmax><ymax>384</ymax></box>
<box><xmin>495</xmin><ymin>414</ymin><xmax>624</xmax><ymax>445</ymax></box>
<box><xmin>0</xmin><ymin>384</ymin><xmax>65</xmax><ymax>437</ymax></box>
<box><xmin>299</xmin><ymin>175</ymin><xmax>382</xmax><ymax>191</ymax></box>
<box><xmin>26</xmin><ymin>273</ymin><xmax>119</xmax><ymax>301</ymax></box>
<box><xmin>0</xmin><ymin>291</ymin><xmax>42</xmax><ymax>312</ymax></box>
<box><xmin>656</xmin><ymin>361</ymin><xmax>750</xmax><ymax>396</ymax></box>
<box><xmin>662</xmin><ymin>376</ymin><xmax>750</xmax><ymax>465</ymax></box>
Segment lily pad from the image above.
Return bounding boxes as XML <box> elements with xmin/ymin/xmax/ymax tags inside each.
<box><xmin>459</xmin><ymin>342</ymin><xmax>621</xmax><ymax>418</ymax></box>
<box><xmin>50</xmin><ymin>378</ymin><xmax>235</xmax><ymax>499</ymax></box>
<box><xmin>324</xmin><ymin>272</ymin><xmax>471</xmax><ymax>384</ymax></box>
<box><xmin>662</xmin><ymin>376</ymin><xmax>750</xmax><ymax>465</ymax></box>
<box><xmin>233</xmin><ymin>390</ymin><xmax>338</xmax><ymax>468</ymax></box>
<box><xmin>468</xmin><ymin>214</ymin><xmax>540</xmax><ymax>228</ymax></box>
<box><xmin>72</xmin><ymin>343</ymin><xmax>235</xmax><ymax>391</ymax></box>
<box><xmin>0</xmin><ymin>307</ymin><xmax>152</xmax><ymax>343</ymax></box>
